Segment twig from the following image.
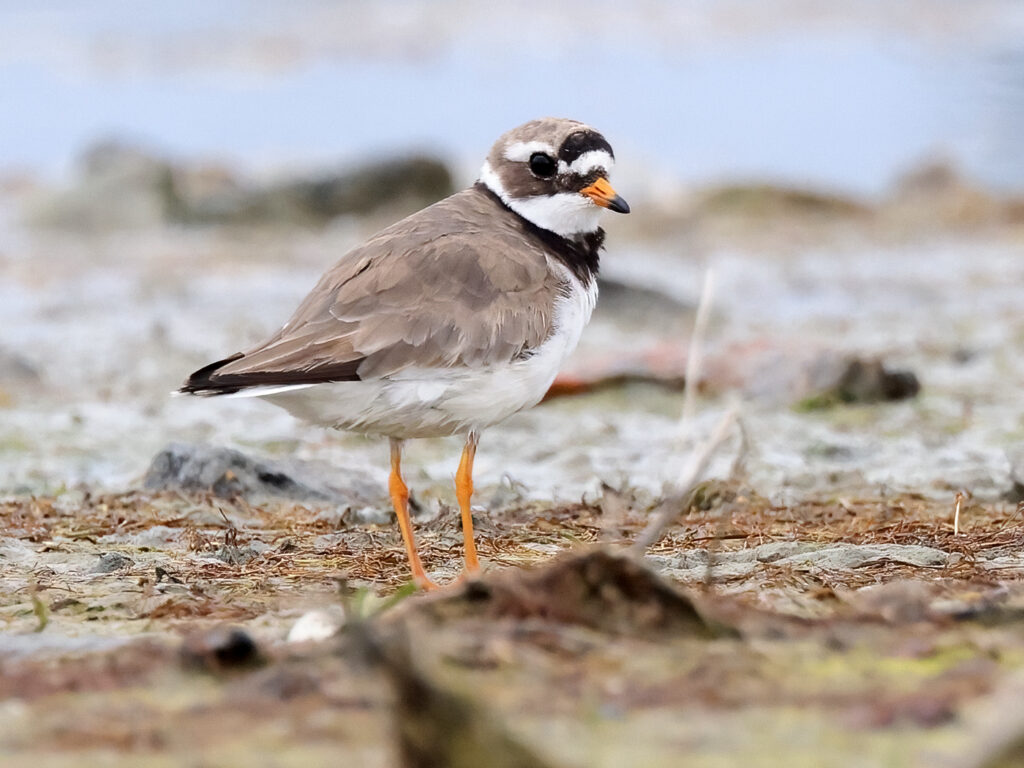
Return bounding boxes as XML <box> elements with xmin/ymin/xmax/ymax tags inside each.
<box><xmin>953</xmin><ymin>491</ymin><xmax>964</xmax><ymax>536</ymax></box>
<box><xmin>30</xmin><ymin>580</ymin><xmax>49</xmax><ymax>633</ymax></box>
<box><xmin>633</xmin><ymin>407</ymin><xmax>737</xmax><ymax>554</ymax></box>
<box><xmin>679</xmin><ymin>268</ymin><xmax>716</xmax><ymax>440</ymax></box>
<box><xmin>725</xmin><ymin>406</ymin><xmax>750</xmax><ymax>480</ymax></box>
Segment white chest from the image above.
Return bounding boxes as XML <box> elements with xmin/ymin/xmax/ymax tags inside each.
<box><xmin>407</xmin><ymin>265</ymin><xmax>597</xmax><ymax>434</ymax></box>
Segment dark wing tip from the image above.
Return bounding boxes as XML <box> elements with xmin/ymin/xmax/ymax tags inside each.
<box><xmin>179</xmin><ymin>351</ymin><xmax>364</xmax><ymax>395</ymax></box>
<box><xmin>179</xmin><ymin>352</ymin><xmax>245</xmax><ymax>395</ymax></box>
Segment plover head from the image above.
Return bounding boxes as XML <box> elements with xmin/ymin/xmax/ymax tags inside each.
<box><xmin>479</xmin><ymin>117</ymin><xmax>629</xmax><ymax>240</ymax></box>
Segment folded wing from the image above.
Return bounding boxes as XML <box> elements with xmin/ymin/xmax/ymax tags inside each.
<box><xmin>181</xmin><ymin>189</ymin><xmax>560</xmax><ymax>395</ymax></box>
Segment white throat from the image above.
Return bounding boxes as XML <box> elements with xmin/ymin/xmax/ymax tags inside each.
<box><xmin>479</xmin><ymin>161</ymin><xmax>603</xmax><ymax>239</ymax></box>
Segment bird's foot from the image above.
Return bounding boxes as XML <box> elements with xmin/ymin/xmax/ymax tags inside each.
<box><xmin>414</xmin><ymin>573</ymin><xmax>440</xmax><ymax>592</ymax></box>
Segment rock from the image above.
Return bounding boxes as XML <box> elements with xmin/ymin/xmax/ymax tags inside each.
<box><xmin>1006</xmin><ymin>448</ymin><xmax>1024</xmax><ymax>504</ymax></box>
<box><xmin>236</xmin><ymin>155</ymin><xmax>454</xmax><ymax>225</ymax></box>
<box><xmin>312</xmin><ymin>504</ymin><xmax>393</xmax><ymax>528</ymax></box>
<box><xmin>794</xmin><ymin>356</ymin><xmax>920</xmax><ymax>410</ymax></box>
<box><xmin>215</xmin><ymin>544</ymin><xmax>258</xmax><ymax>566</ymax></box>
<box><xmin>238</xmin><ymin>666</ymin><xmax>324</xmax><ymax>702</ymax></box>
<box><xmin>0</xmin><ymin>539</ymin><xmax>37</xmax><ymax>565</ymax></box>
<box><xmin>29</xmin><ymin>141</ymin><xmax>454</xmax><ymax>230</ymax></box>
<box><xmin>553</xmin><ymin>337</ymin><xmax>919</xmax><ymax>407</ymax></box>
<box><xmin>672</xmin><ymin>560</ymin><xmax>759</xmax><ymax>582</ymax></box>
<box><xmin>651</xmin><ymin>542</ymin><xmax>828</xmax><ymax>583</ymax></box>
<box><xmin>744</xmin><ymin>541</ymin><xmax>823</xmax><ymax>563</ymax></box>
<box><xmin>180</xmin><ymin>626</ymin><xmax>263</xmax><ymax>673</ymax></box>
<box><xmin>775</xmin><ymin>544</ymin><xmax>949</xmax><ymax>571</ymax></box>
<box><xmin>142</xmin><ymin>442</ymin><xmax>379</xmax><ymax>505</ymax></box>
<box><xmin>592</xmin><ymin>277</ymin><xmax>693</xmax><ymax>331</ymax></box>
<box><xmin>312</xmin><ymin>533</ymin><xmax>347</xmax><ymax>552</ymax></box>
<box><xmin>92</xmin><ymin>552</ymin><xmax>133</xmax><ymax>573</ymax></box>
<box><xmin>186</xmin><ymin>155</ymin><xmax>454</xmax><ymax>226</ymax></box>
<box><xmin>247</xmin><ymin>540</ymin><xmax>272</xmax><ymax>556</ymax></box>
<box><xmin>340</xmin><ymin>506</ymin><xmax>394</xmax><ymax>526</ymax></box>
<box><xmin>287</xmin><ymin>609</ymin><xmax>344</xmax><ymax>643</ymax></box>
<box><xmin>833</xmin><ymin>358</ymin><xmax>920</xmax><ymax>403</ymax></box>
<box><xmin>0</xmin><ymin>349</ymin><xmax>43</xmax><ymax>406</ymax></box>
<box><xmin>421</xmin><ymin>548</ymin><xmax>724</xmax><ymax>638</ymax></box>
<box><xmin>892</xmin><ymin>160</ymin><xmax>967</xmax><ymax>198</ymax></box>
<box><xmin>652</xmin><ymin>542</ymin><xmax>949</xmax><ymax>583</ymax></box>
<box><xmin>144</xmin><ymin>442</ymin><xmax>326</xmax><ymax>499</ymax></box>
<box><xmin>888</xmin><ymin>159</ymin><xmax>1003</xmax><ymax>229</ymax></box>
<box><xmin>697</xmin><ymin>183</ymin><xmax>869</xmax><ymax>218</ymax></box>
<box><xmin>0</xmin><ymin>348</ymin><xmax>42</xmax><ymax>385</ymax></box>
<box><xmin>29</xmin><ymin>139</ymin><xmax>182</xmax><ymax>230</ymax></box>
<box><xmin>101</xmin><ymin>525</ymin><xmax>182</xmax><ymax>548</ymax></box>
<box><xmin>849</xmin><ymin>580</ymin><xmax>938</xmax><ymax>623</ymax></box>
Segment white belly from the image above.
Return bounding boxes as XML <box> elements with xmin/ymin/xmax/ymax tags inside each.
<box><xmin>259</xmin><ymin>268</ymin><xmax>597</xmax><ymax>438</ymax></box>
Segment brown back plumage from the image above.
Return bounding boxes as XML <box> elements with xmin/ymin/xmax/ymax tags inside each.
<box><xmin>181</xmin><ymin>186</ymin><xmax>566</xmax><ymax>394</ymax></box>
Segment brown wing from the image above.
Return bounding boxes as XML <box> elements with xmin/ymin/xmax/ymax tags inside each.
<box><xmin>181</xmin><ymin>188</ymin><xmax>561</xmax><ymax>394</ymax></box>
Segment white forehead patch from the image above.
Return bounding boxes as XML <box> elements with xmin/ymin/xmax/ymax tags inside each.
<box><xmin>558</xmin><ymin>150</ymin><xmax>614</xmax><ymax>177</ymax></box>
<box><xmin>479</xmin><ymin>160</ymin><xmax>604</xmax><ymax>238</ymax></box>
<box><xmin>503</xmin><ymin>140</ymin><xmax>556</xmax><ymax>162</ymax></box>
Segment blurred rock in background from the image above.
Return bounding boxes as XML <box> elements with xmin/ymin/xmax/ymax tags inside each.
<box><xmin>28</xmin><ymin>139</ymin><xmax>454</xmax><ymax>230</ymax></box>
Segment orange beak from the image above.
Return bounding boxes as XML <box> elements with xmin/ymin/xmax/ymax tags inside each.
<box><xmin>580</xmin><ymin>177</ymin><xmax>630</xmax><ymax>214</ymax></box>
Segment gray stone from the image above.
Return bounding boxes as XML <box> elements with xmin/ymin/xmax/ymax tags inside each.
<box><xmin>312</xmin><ymin>533</ymin><xmax>347</xmax><ymax>552</ymax></box>
<box><xmin>28</xmin><ymin>141</ymin><xmax>454</xmax><ymax>230</ymax></box>
<box><xmin>651</xmin><ymin>542</ymin><xmax>949</xmax><ymax>583</ymax></box>
<box><xmin>340</xmin><ymin>506</ymin><xmax>393</xmax><ymax>526</ymax></box>
<box><xmin>100</xmin><ymin>525</ymin><xmax>182</xmax><ymax>548</ymax></box>
<box><xmin>215</xmin><ymin>155</ymin><xmax>454</xmax><ymax>225</ymax></box>
<box><xmin>650</xmin><ymin>549</ymin><xmax>753</xmax><ymax>582</ymax></box>
<box><xmin>775</xmin><ymin>544</ymin><xmax>949</xmax><ymax>571</ymax></box>
<box><xmin>142</xmin><ymin>442</ymin><xmax>379</xmax><ymax>506</ymax></box>
<box><xmin>0</xmin><ymin>348</ymin><xmax>41</xmax><ymax>384</ymax></box>
<box><xmin>93</xmin><ymin>552</ymin><xmax>133</xmax><ymax>573</ymax></box>
<box><xmin>653</xmin><ymin>559</ymin><xmax>760</xmax><ymax>583</ymax></box>
<box><xmin>29</xmin><ymin>140</ymin><xmax>181</xmax><ymax>230</ymax></box>
<box><xmin>750</xmin><ymin>541</ymin><xmax>822</xmax><ymax>562</ymax></box>
<box><xmin>833</xmin><ymin>358</ymin><xmax>920</xmax><ymax>403</ymax></box>
<box><xmin>650</xmin><ymin>541</ymin><xmax>822</xmax><ymax>573</ymax></box>
<box><xmin>247</xmin><ymin>540</ymin><xmax>272</xmax><ymax>555</ymax></box>
<box><xmin>1006</xmin><ymin>447</ymin><xmax>1024</xmax><ymax>504</ymax></box>
<box><xmin>310</xmin><ymin>504</ymin><xmax>393</xmax><ymax>528</ymax></box>
<box><xmin>851</xmin><ymin>580</ymin><xmax>936</xmax><ymax>623</ymax></box>
<box><xmin>215</xmin><ymin>545</ymin><xmax>257</xmax><ymax>566</ymax></box>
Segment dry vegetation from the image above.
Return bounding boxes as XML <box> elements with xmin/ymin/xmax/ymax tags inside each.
<box><xmin>3</xmin><ymin>487</ymin><xmax>1024</xmax><ymax>766</ymax></box>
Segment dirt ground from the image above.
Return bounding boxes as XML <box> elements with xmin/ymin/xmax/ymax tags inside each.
<box><xmin>2</xmin><ymin>487</ymin><xmax>1024</xmax><ymax>767</ymax></box>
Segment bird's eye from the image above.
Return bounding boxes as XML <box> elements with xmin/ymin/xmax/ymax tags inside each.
<box><xmin>528</xmin><ymin>152</ymin><xmax>557</xmax><ymax>179</ymax></box>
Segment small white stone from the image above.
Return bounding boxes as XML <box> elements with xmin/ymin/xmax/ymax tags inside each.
<box><xmin>287</xmin><ymin>609</ymin><xmax>343</xmax><ymax>643</ymax></box>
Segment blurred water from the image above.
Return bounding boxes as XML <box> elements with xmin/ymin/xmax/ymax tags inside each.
<box><xmin>1</xmin><ymin>1</ymin><xmax>1022</xmax><ymax>195</ymax></box>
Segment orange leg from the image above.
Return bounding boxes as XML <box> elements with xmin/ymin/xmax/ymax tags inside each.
<box><xmin>455</xmin><ymin>432</ymin><xmax>480</xmax><ymax>574</ymax></box>
<box><xmin>389</xmin><ymin>439</ymin><xmax>437</xmax><ymax>591</ymax></box>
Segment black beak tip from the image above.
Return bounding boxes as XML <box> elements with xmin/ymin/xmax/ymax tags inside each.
<box><xmin>609</xmin><ymin>195</ymin><xmax>630</xmax><ymax>214</ymax></box>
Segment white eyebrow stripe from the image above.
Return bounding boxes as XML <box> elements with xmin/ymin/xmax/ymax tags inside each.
<box><xmin>558</xmin><ymin>150</ymin><xmax>614</xmax><ymax>177</ymax></box>
<box><xmin>503</xmin><ymin>140</ymin><xmax>556</xmax><ymax>162</ymax></box>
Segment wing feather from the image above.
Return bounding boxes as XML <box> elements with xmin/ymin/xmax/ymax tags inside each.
<box><xmin>181</xmin><ymin>188</ymin><xmax>560</xmax><ymax>394</ymax></box>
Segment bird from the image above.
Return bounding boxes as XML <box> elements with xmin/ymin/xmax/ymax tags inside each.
<box><xmin>179</xmin><ymin>117</ymin><xmax>629</xmax><ymax>590</ymax></box>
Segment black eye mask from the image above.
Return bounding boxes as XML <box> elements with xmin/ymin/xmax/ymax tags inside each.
<box><xmin>558</xmin><ymin>131</ymin><xmax>615</xmax><ymax>165</ymax></box>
